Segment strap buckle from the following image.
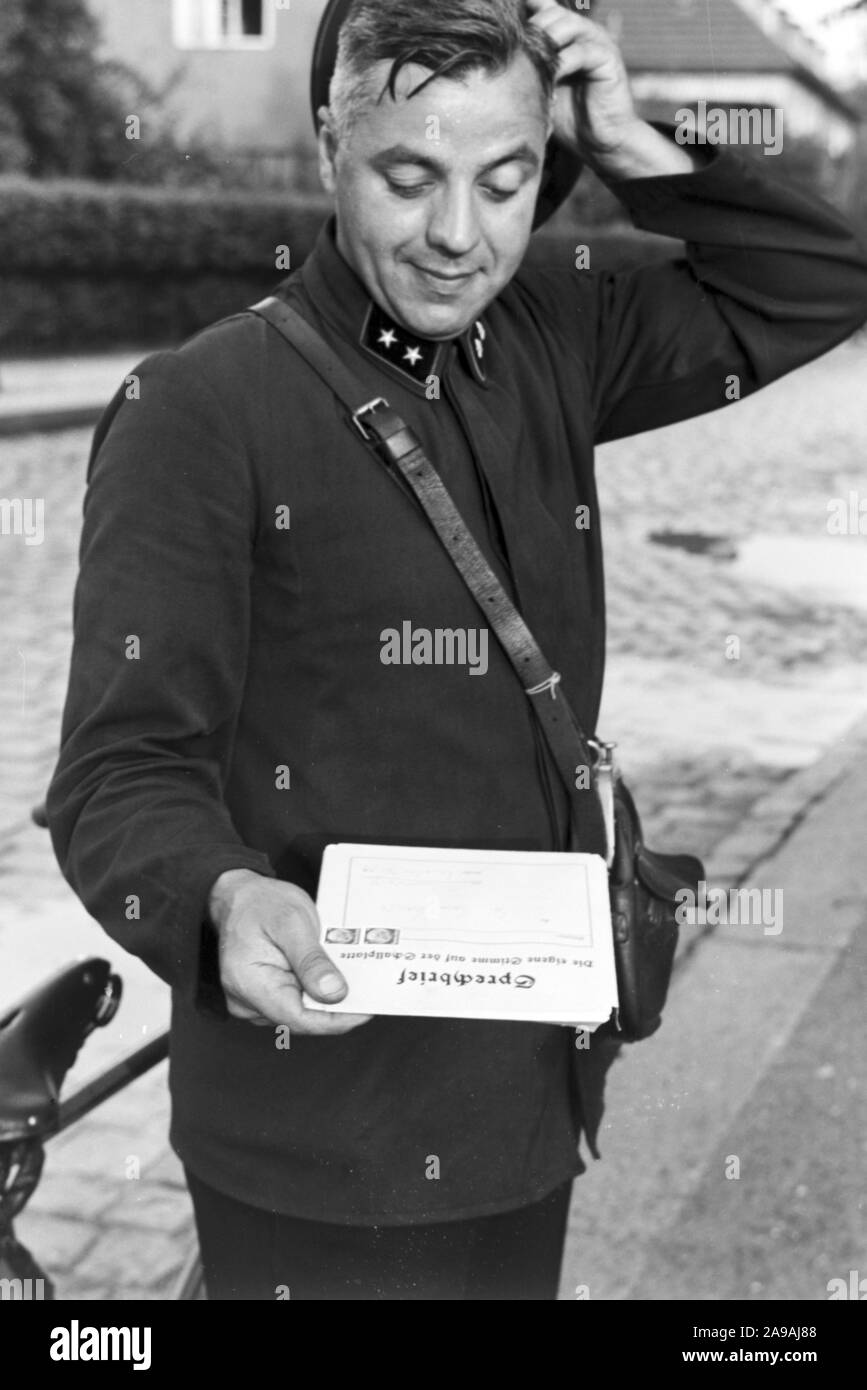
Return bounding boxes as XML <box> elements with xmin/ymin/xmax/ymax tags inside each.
<box><xmin>352</xmin><ymin>397</ymin><xmax>390</xmax><ymax>441</ymax></box>
<box><xmin>525</xmin><ymin>671</ymin><xmax>561</xmax><ymax>699</ymax></box>
<box><xmin>587</xmin><ymin>737</ymin><xmax>618</xmax><ymax>770</ymax></box>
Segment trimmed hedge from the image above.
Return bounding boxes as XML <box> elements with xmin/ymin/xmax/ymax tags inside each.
<box><xmin>0</xmin><ymin>177</ymin><xmax>333</xmax><ymax>349</ymax></box>
<box><xmin>0</xmin><ymin>177</ymin><xmax>332</xmax><ymax>272</ymax></box>
<box><xmin>1</xmin><ymin>272</ymin><xmax>294</xmax><ymax>350</ymax></box>
<box><xmin>0</xmin><ymin>177</ymin><xmax>677</xmax><ymax>351</ymax></box>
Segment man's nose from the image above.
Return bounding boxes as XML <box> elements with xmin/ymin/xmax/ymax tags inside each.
<box><xmin>425</xmin><ymin>185</ymin><xmax>482</xmax><ymax>258</ymax></box>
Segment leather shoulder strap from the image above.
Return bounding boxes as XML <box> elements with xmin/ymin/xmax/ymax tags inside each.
<box><xmin>251</xmin><ymin>296</ymin><xmax>370</xmax><ymax>412</ymax></box>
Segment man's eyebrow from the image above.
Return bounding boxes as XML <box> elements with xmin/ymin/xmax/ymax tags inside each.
<box><xmin>370</xmin><ymin>142</ymin><xmax>541</xmax><ymax>174</ymax></box>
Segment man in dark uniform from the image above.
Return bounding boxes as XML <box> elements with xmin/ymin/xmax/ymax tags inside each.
<box><xmin>46</xmin><ymin>0</ymin><xmax>867</xmax><ymax>1299</ymax></box>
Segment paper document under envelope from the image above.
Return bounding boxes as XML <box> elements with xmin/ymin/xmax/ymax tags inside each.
<box><xmin>305</xmin><ymin>843</ymin><xmax>619</xmax><ymax>1026</ymax></box>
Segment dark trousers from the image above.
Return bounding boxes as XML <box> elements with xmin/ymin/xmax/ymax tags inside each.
<box><xmin>186</xmin><ymin>1169</ymin><xmax>572</xmax><ymax>1301</ymax></box>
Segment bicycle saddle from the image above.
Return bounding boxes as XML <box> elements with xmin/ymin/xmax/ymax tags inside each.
<box><xmin>0</xmin><ymin>959</ymin><xmax>121</xmax><ymax>1142</ymax></box>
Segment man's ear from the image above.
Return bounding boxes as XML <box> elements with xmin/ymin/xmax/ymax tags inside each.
<box><xmin>317</xmin><ymin>107</ymin><xmax>339</xmax><ymax>194</ymax></box>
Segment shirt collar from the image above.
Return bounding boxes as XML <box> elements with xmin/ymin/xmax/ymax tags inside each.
<box><xmin>297</xmin><ymin>217</ymin><xmax>489</xmax><ymax>395</ymax></box>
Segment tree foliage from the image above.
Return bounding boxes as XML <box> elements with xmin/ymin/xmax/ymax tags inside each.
<box><xmin>0</xmin><ymin>0</ymin><xmax>155</xmax><ymax>177</ymax></box>
<box><xmin>0</xmin><ymin>0</ymin><xmax>246</xmax><ymax>185</ymax></box>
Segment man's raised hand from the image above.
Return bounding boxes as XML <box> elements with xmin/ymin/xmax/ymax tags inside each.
<box><xmin>526</xmin><ymin>0</ymin><xmax>696</xmax><ymax>180</ymax></box>
<box><xmin>527</xmin><ymin>0</ymin><xmax>638</xmax><ymax>161</ymax></box>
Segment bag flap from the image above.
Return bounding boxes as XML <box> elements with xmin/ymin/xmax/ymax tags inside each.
<box><xmin>635</xmin><ymin>846</ymin><xmax>705</xmax><ymax>902</ymax></box>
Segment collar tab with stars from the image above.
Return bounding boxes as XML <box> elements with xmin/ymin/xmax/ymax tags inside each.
<box><xmin>360</xmin><ymin>302</ymin><xmax>488</xmax><ymax>393</ymax></box>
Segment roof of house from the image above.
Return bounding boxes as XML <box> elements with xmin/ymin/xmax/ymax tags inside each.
<box><xmin>594</xmin><ymin>0</ymin><xmax>809</xmax><ymax>73</ymax></box>
<box><xmin>592</xmin><ymin>0</ymin><xmax>857</xmax><ymax>118</ymax></box>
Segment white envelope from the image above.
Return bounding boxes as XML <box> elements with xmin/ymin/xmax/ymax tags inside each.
<box><xmin>305</xmin><ymin>843</ymin><xmax>619</xmax><ymax>1026</ymax></box>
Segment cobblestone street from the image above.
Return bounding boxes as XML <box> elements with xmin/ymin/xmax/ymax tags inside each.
<box><xmin>1</xmin><ymin>336</ymin><xmax>866</xmax><ymax>1299</ymax></box>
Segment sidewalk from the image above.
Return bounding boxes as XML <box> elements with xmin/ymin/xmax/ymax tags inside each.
<box><xmin>0</xmin><ymin>351</ymin><xmax>149</xmax><ymax>434</ymax></box>
<box><xmin>558</xmin><ymin>710</ymin><xmax>867</xmax><ymax>1302</ymax></box>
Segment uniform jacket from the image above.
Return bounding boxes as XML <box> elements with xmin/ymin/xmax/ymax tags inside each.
<box><xmin>47</xmin><ymin>139</ymin><xmax>867</xmax><ymax>1224</ymax></box>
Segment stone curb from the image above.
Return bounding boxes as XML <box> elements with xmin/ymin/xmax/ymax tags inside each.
<box><xmin>672</xmin><ymin>705</ymin><xmax>867</xmax><ymax>971</ymax></box>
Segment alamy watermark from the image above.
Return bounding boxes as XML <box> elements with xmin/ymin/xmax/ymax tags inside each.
<box><xmin>380</xmin><ymin>622</ymin><xmax>489</xmax><ymax>676</ymax></box>
<box><xmin>675</xmin><ymin>881</ymin><xmax>783</xmax><ymax>935</ymax></box>
<box><xmin>49</xmin><ymin>1320</ymin><xmax>151</xmax><ymax>1370</ymax></box>
<box><xmin>675</xmin><ymin>102</ymin><xmax>784</xmax><ymax>156</ymax></box>
<box><xmin>0</xmin><ymin>1276</ymin><xmax>47</xmax><ymax>1300</ymax></box>
<box><xmin>827</xmin><ymin>1270</ymin><xmax>867</xmax><ymax>1299</ymax></box>
<box><xmin>827</xmin><ymin>491</ymin><xmax>867</xmax><ymax>535</ymax></box>
<box><xmin>0</xmin><ymin>497</ymin><xmax>44</xmax><ymax>546</ymax></box>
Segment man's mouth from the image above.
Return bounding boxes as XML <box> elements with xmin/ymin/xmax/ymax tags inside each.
<box><xmin>411</xmin><ymin>264</ymin><xmax>478</xmax><ymax>285</ymax></box>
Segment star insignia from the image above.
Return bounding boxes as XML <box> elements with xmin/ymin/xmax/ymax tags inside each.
<box><xmin>361</xmin><ymin>302</ymin><xmax>483</xmax><ymax>391</ymax></box>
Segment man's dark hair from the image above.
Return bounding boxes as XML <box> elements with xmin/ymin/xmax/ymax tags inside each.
<box><xmin>328</xmin><ymin>0</ymin><xmax>560</xmax><ymax>139</ymax></box>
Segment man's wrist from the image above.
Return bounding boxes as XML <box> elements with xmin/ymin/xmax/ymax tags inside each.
<box><xmin>587</xmin><ymin>118</ymin><xmax>703</xmax><ymax>184</ymax></box>
<box><xmin>207</xmin><ymin>867</ymin><xmax>265</xmax><ymax>932</ymax></box>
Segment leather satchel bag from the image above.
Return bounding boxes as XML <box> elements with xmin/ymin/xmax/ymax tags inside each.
<box><xmin>604</xmin><ymin>771</ymin><xmax>703</xmax><ymax>1040</ymax></box>
<box><xmin>249</xmin><ymin>295</ymin><xmax>705</xmax><ymax>1042</ymax></box>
